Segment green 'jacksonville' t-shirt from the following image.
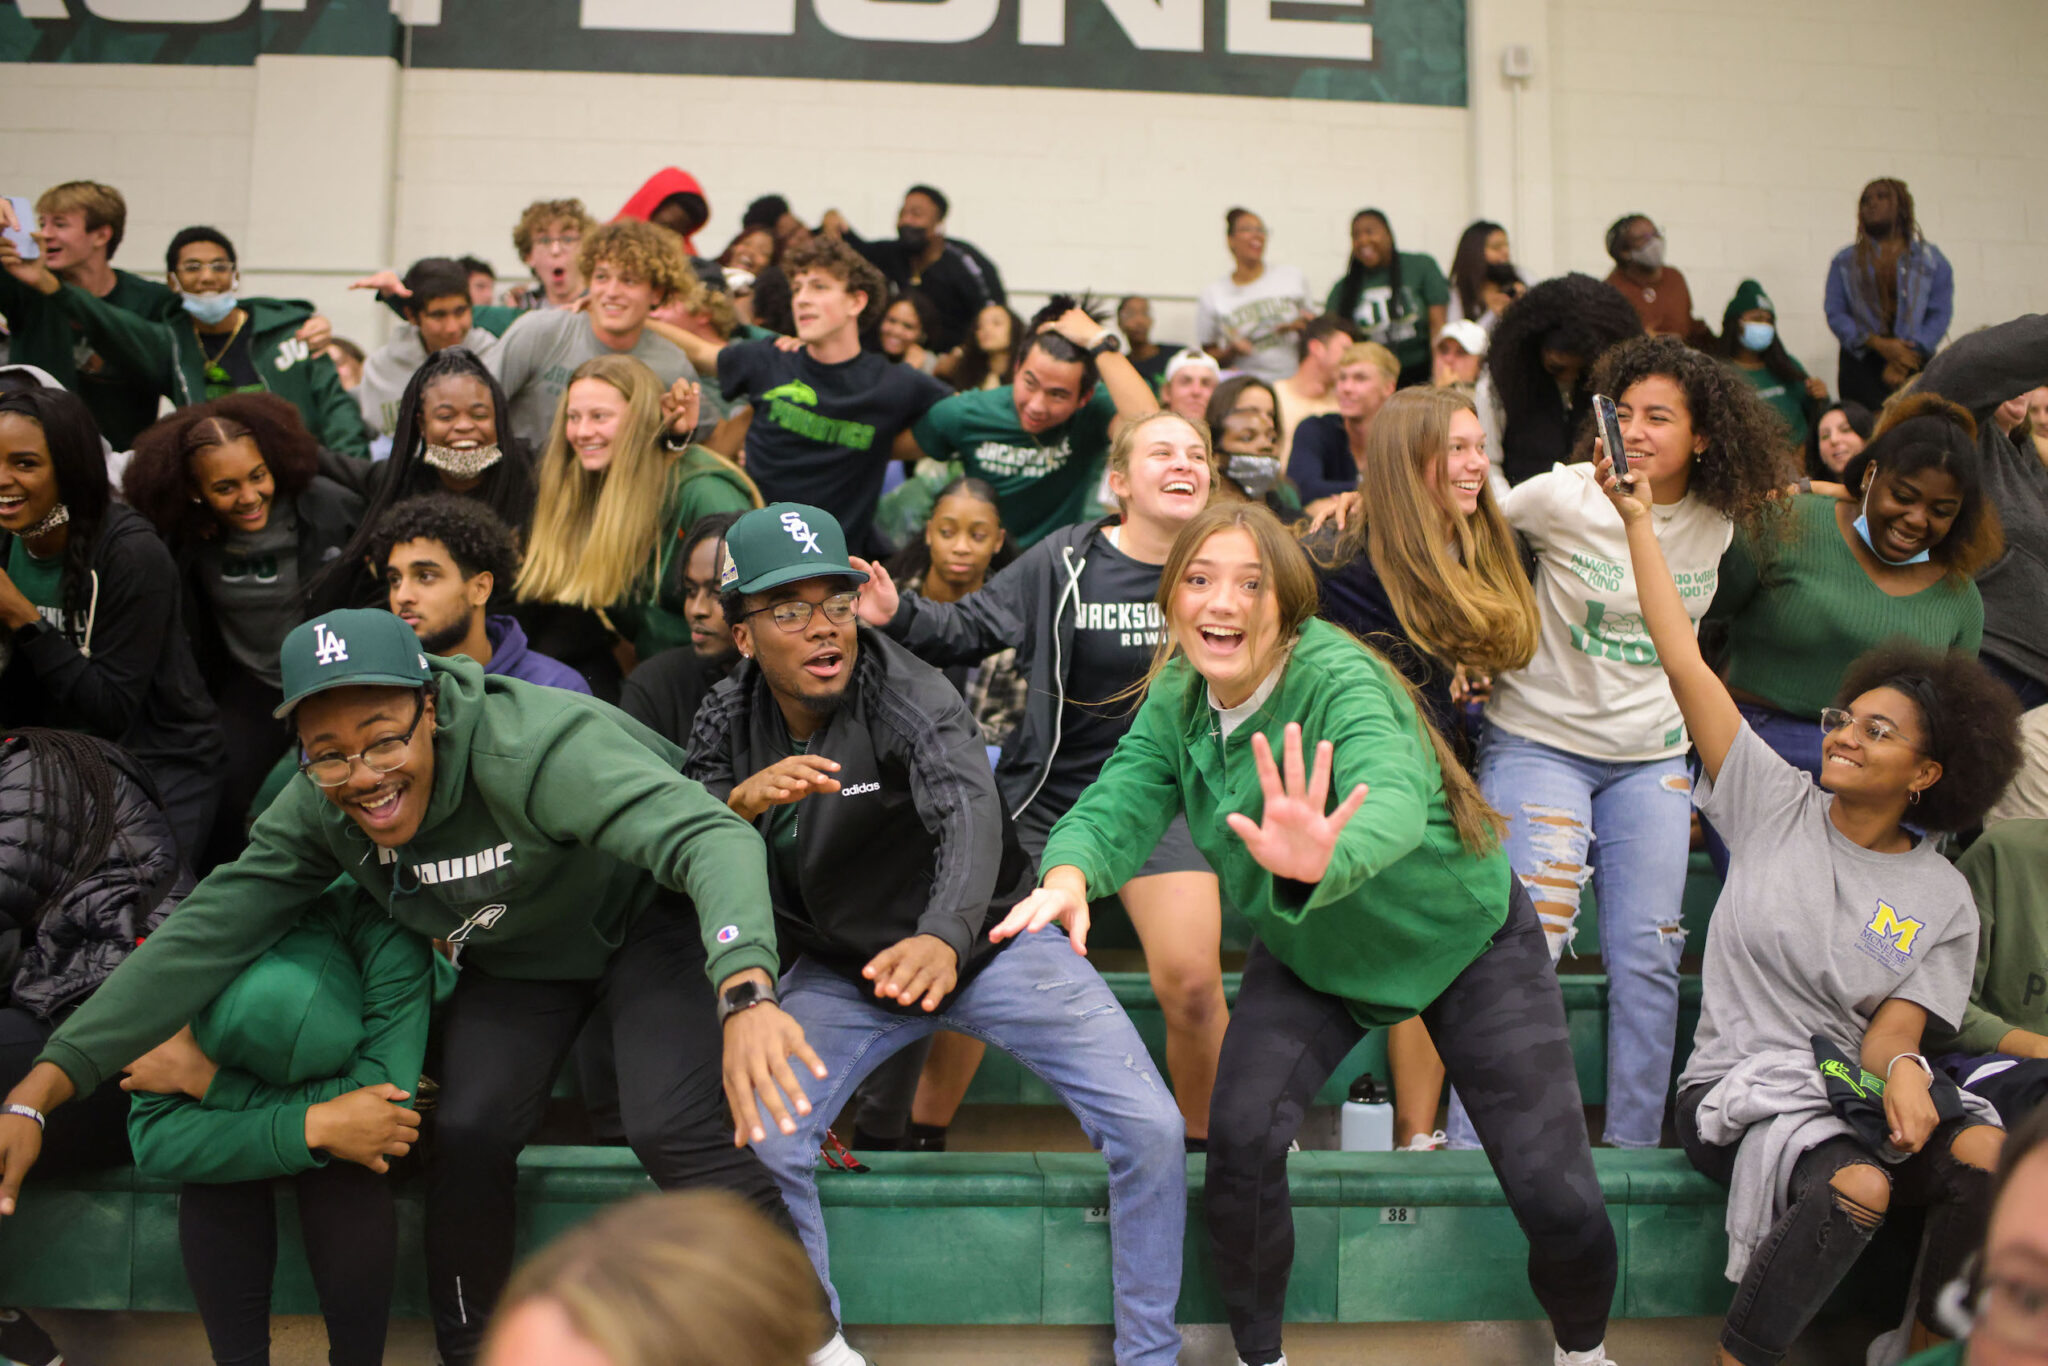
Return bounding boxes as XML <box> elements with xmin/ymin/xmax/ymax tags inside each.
<box><xmin>6</xmin><ymin>538</ymin><xmax>67</xmax><ymax>630</ymax></box>
<box><xmin>911</xmin><ymin>383</ymin><xmax>1116</xmax><ymax>548</ymax></box>
<box><xmin>1729</xmin><ymin>359</ymin><xmax>1811</xmax><ymax>449</ymax></box>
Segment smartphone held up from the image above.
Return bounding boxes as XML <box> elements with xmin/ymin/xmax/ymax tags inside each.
<box><xmin>1593</xmin><ymin>393</ymin><xmax>1633</xmax><ymax>493</ymax></box>
<box><xmin>2</xmin><ymin>198</ymin><xmax>40</xmax><ymax>262</ymax></box>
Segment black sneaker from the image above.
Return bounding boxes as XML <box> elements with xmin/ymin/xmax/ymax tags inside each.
<box><xmin>0</xmin><ymin>1309</ymin><xmax>62</xmax><ymax>1366</ymax></box>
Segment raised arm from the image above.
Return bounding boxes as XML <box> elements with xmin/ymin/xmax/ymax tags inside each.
<box><xmin>1595</xmin><ymin>445</ymin><xmax>1742</xmax><ymax>781</ymax></box>
<box><xmin>1044</xmin><ymin>308</ymin><xmax>1159</xmax><ymax>438</ymax></box>
<box><xmin>640</xmin><ymin>315</ymin><xmax>729</xmax><ymax>377</ymax></box>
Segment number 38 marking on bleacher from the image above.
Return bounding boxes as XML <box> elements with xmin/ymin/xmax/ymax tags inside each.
<box><xmin>1379</xmin><ymin>1206</ymin><xmax>1417</xmax><ymax>1225</ymax></box>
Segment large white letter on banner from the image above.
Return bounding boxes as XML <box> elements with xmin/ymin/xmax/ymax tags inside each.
<box><xmin>1019</xmin><ymin>0</ymin><xmax>1203</xmax><ymax>52</ymax></box>
<box><xmin>580</xmin><ymin>0</ymin><xmax>797</xmax><ymax>36</ymax></box>
<box><xmin>84</xmin><ymin>0</ymin><xmax>248</xmax><ymax>18</ymax></box>
<box><xmin>813</xmin><ymin>0</ymin><xmax>999</xmax><ymax>43</ymax></box>
<box><xmin>1225</xmin><ymin>0</ymin><xmax>1371</xmax><ymax>61</ymax></box>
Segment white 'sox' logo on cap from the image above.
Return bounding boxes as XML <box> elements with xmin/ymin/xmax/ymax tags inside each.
<box><xmin>780</xmin><ymin>511</ymin><xmax>823</xmax><ymax>555</ymax></box>
<box><xmin>313</xmin><ymin>623</ymin><xmax>348</xmax><ymax>665</ymax></box>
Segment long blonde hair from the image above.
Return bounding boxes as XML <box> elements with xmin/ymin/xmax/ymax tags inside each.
<box><xmin>1104</xmin><ymin>409</ymin><xmax>1221</xmax><ymax>514</ymax></box>
<box><xmin>1321</xmin><ymin>387</ymin><xmax>1537</xmax><ymax>676</ymax></box>
<box><xmin>1143</xmin><ymin>502</ymin><xmax>1506</xmax><ymax>854</ymax></box>
<box><xmin>515</xmin><ymin>354</ymin><xmax>673</xmax><ymax>609</ymax></box>
<box><xmin>483</xmin><ymin>1191</ymin><xmax>825</xmax><ymax>1366</ymax></box>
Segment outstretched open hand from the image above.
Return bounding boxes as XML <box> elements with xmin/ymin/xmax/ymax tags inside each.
<box><xmin>1225</xmin><ymin>724</ymin><xmax>1369</xmax><ymax>883</ymax></box>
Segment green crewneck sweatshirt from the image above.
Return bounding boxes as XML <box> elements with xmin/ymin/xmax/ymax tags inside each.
<box><xmin>1041</xmin><ymin>617</ymin><xmax>1510</xmax><ymax>1026</ymax></box>
<box><xmin>127</xmin><ymin>881</ymin><xmax>443</xmax><ymax>1184</ymax></box>
<box><xmin>1706</xmin><ymin>493</ymin><xmax>1983</xmax><ymax>719</ymax></box>
<box><xmin>40</xmin><ymin>657</ymin><xmax>776</xmax><ymax>1097</ymax></box>
<box><xmin>1935</xmin><ymin>818</ymin><xmax>2048</xmax><ymax>1056</ymax></box>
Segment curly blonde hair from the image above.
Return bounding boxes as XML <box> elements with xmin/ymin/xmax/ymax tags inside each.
<box><xmin>511</xmin><ymin>198</ymin><xmax>595</xmax><ymax>259</ymax></box>
<box><xmin>578</xmin><ymin>219</ymin><xmax>703</xmax><ymax>310</ymax></box>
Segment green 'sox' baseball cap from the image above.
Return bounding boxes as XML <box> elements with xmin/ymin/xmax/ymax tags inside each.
<box><xmin>273</xmin><ymin>609</ymin><xmax>434</xmax><ymax>718</ymax></box>
<box><xmin>719</xmin><ymin>502</ymin><xmax>870</xmax><ymax>597</ymax></box>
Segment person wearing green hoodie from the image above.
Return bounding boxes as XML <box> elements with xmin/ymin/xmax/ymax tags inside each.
<box><xmin>0</xmin><ymin>224</ymin><xmax>369</xmax><ymax>459</ymax></box>
<box><xmin>122</xmin><ymin>881</ymin><xmax>441</xmax><ymax>1366</ymax></box>
<box><xmin>1009</xmin><ymin>501</ymin><xmax>1619</xmax><ymax>1366</ymax></box>
<box><xmin>0</xmin><ymin>609</ymin><xmax>821</xmax><ymax>1366</ymax></box>
<box><xmin>1713</xmin><ymin>278</ymin><xmax>1829</xmax><ymax>452</ymax></box>
<box><xmin>1933</xmin><ymin>817</ymin><xmax>2048</xmax><ymax>1123</ymax></box>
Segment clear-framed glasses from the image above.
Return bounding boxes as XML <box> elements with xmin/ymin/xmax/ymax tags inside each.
<box><xmin>1818</xmin><ymin>707</ymin><xmax>1920</xmax><ymax>751</ymax></box>
<box><xmin>533</xmin><ymin>234</ymin><xmax>582</xmax><ymax>250</ymax></box>
<box><xmin>743</xmin><ymin>591</ymin><xmax>860</xmax><ymax>634</ymax></box>
<box><xmin>174</xmin><ymin>260</ymin><xmax>236</xmax><ymax>279</ymax></box>
<box><xmin>298</xmin><ymin>694</ymin><xmax>426</xmax><ymax>787</ymax></box>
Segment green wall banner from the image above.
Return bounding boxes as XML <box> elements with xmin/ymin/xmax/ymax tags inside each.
<box><xmin>3</xmin><ymin>0</ymin><xmax>1468</xmax><ymax>106</ymax></box>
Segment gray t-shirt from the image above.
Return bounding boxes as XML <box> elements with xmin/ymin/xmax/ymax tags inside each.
<box><xmin>199</xmin><ymin>500</ymin><xmax>302</xmax><ymax>692</ymax></box>
<box><xmin>488</xmin><ymin>309</ymin><xmax>718</xmax><ymax>454</ymax></box>
<box><xmin>1678</xmin><ymin>725</ymin><xmax>1979</xmax><ymax>1093</ymax></box>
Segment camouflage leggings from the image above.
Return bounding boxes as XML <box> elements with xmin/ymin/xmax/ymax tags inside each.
<box><xmin>1205</xmin><ymin>881</ymin><xmax>1617</xmax><ymax>1365</ymax></box>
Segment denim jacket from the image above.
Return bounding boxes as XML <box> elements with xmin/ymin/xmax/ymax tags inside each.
<box><xmin>1824</xmin><ymin>240</ymin><xmax>1954</xmax><ymax>360</ymax></box>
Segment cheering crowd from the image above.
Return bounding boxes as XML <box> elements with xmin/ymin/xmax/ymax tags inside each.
<box><xmin>0</xmin><ymin>165</ymin><xmax>2045</xmax><ymax>1366</ymax></box>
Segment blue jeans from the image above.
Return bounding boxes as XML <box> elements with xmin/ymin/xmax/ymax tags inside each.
<box><xmin>754</xmin><ymin>928</ymin><xmax>1187</xmax><ymax>1366</ymax></box>
<box><xmin>1447</xmin><ymin>723</ymin><xmax>1693</xmax><ymax>1149</ymax></box>
<box><xmin>1700</xmin><ymin>702</ymin><xmax>1824</xmax><ymax>880</ymax></box>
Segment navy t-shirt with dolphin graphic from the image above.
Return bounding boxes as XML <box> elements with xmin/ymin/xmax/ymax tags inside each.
<box><xmin>718</xmin><ymin>339</ymin><xmax>948</xmax><ymax>555</ymax></box>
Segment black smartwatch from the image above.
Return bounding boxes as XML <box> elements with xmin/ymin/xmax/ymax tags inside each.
<box><xmin>1088</xmin><ymin>330</ymin><xmax>1123</xmax><ymax>357</ymax></box>
<box><xmin>12</xmin><ymin>619</ymin><xmax>49</xmax><ymax>649</ymax></box>
<box><xmin>717</xmin><ymin>977</ymin><xmax>777</xmax><ymax>1026</ymax></box>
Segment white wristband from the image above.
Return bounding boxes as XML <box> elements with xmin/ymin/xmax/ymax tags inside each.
<box><xmin>4</xmin><ymin>1103</ymin><xmax>45</xmax><ymax>1131</ymax></box>
<box><xmin>1886</xmin><ymin>1052</ymin><xmax>1933</xmax><ymax>1083</ymax></box>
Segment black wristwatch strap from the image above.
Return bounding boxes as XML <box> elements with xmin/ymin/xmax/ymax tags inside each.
<box><xmin>12</xmin><ymin>619</ymin><xmax>48</xmax><ymax>649</ymax></box>
<box><xmin>717</xmin><ymin>978</ymin><xmax>777</xmax><ymax>1025</ymax></box>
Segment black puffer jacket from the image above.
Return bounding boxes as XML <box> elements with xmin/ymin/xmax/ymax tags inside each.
<box><xmin>0</xmin><ymin>735</ymin><xmax>188</xmax><ymax>1021</ymax></box>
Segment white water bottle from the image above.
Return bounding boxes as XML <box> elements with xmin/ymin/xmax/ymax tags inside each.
<box><xmin>1340</xmin><ymin>1073</ymin><xmax>1394</xmax><ymax>1151</ymax></box>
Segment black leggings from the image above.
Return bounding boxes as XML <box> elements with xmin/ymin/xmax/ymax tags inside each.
<box><xmin>424</xmin><ymin>894</ymin><xmax>791</xmax><ymax>1365</ymax></box>
<box><xmin>179</xmin><ymin>1162</ymin><xmax>395</xmax><ymax>1366</ymax></box>
<box><xmin>1676</xmin><ymin>1084</ymin><xmax>1996</xmax><ymax>1366</ymax></box>
<box><xmin>1206</xmin><ymin>882</ymin><xmax>1616</xmax><ymax>1365</ymax></box>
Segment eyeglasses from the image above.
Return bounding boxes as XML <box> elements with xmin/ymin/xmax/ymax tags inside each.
<box><xmin>742</xmin><ymin>591</ymin><xmax>860</xmax><ymax>634</ymax></box>
<box><xmin>175</xmin><ymin>261</ymin><xmax>235</xmax><ymax>279</ymax></box>
<box><xmin>532</xmin><ymin>235</ymin><xmax>582</xmax><ymax>250</ymax></box>
<box><xmin>299</xmin><ymin>694</ymin><xmax>427</xmax><ymax>787</ymax></box>
<box><xmin>1819</xmin><ymin>707</ymin><xmax>1921</xmax><ymax>751</ymax></box>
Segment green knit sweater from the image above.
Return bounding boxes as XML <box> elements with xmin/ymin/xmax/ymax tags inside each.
<box><xmin>1706</xmin><ymin>493</ymin><xmax>1982</xmax><ymax>719</ymax></box>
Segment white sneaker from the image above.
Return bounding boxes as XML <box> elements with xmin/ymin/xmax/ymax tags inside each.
<box><xmin>1555</xmin><ymin>1344</ymin><xmax>1618</xmax><ymax>1366</ymax></box>
<box><xmin>1235</xmin><ymin>1357</ymin><xmax>1286</xmax><ymax>1366</ymax></box>
<box><xmin>809</xmin><ymin>1333</ymin><xmax>871</xmax><ymax>1366</ymax></box>
<box><xmin>1395</xmin><ymin>1130</ymin><xmax>1448</xmax><ymax>1152</ymax></box>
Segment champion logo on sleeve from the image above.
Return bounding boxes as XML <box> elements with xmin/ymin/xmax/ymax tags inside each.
<box><xmin>716</xmin><ymin>925</ymin><xmax>741</xmax><ymax>944</ymax></box>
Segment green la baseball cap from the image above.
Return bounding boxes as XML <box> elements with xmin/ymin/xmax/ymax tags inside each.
<box><xmin>273</xmin><ymin>609</ymin><xmax>435</xmax><ymax>718</ymax></box>
<box><xmin>719</xmin><ymin>502</ymin><xmax>870</xmax><ymax>597</ymax></box>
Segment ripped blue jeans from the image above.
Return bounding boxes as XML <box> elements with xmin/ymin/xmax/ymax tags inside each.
<box><xmin>752</xmin><ymin>928</ymin><xmax>1187</xmax><ymax>1366</ymax></box>
<box><xmin>1448</xmin><ymin>723</ymin><xmax>1694</xmax><ymax>1149</ymax></box>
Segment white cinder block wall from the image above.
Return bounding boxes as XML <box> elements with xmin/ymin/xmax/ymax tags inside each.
<box><xmin>6</xmin><ymin>0</ymin><xmax>2047</xmax><ymax>371</ymax></box>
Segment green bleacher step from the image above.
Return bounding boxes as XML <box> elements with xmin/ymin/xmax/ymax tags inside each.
<box><xmin>0</xmin><ymin>1148</ymin><xmax>1911</xmax><ymax>1329</ymax></box>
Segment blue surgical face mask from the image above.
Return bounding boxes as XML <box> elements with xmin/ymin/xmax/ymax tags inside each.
<box><xmin>1853</xmin><ymin>480</ymin><xmax>1931</xmax><ymax>566</ymax></box>
<box><xmin>1739</xmin><ymin>320</ymin><xmax>1776</xmax><ymax>352</ymax></box>
<box><xmin>181</xmin><ymin>290</ymin><xmax>238</xmax><ymax>325</ymax></box>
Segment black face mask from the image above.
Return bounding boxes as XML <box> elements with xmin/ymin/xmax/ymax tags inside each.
<box><xmin>897</xmin><ymin>224</ymin><xmax>931</xmax><ymax>252</ymax></box>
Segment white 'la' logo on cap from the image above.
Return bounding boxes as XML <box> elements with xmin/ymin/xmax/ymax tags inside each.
<box><xmin>313</xmin><ymin>623</ymin><xmax>349</xmax><ymax>666</ymax></box>
<box><xmin>780</xmin><ymin>511</ymin><xmax>823</xmax><ymax>555</ymax></box>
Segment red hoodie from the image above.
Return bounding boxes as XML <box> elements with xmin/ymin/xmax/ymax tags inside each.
<box><xmin>614</xmin><ymin>168</ymin><xmax>708</xmax><ymax>255</ymax></box>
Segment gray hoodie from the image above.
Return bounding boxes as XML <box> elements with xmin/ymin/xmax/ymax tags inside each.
<box><xmin>355</xmin><ymin>324</ymin><xmax>503</xmax><ymax>438</ymax></box>
<box><xmin>1918</xmin><ymin>314</ymin><xmax>2048</xmax><ymax>690</ymax></box>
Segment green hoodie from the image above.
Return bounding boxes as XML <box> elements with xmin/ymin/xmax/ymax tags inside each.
<box><xmin>611</xmin><ymin>446</ymin><xmax>759</xmax><ymax>659</ymax></box>
<box><xmin>39</xmin><ymin>657</ymin><xmax>776</xmax><ymax>1097</ymax></box>
<box><xmin>0</xmin><ymin>268</ymin><xmax>177</xmax><ymax>447</ymax></box>
<box><xmin>127</xmin><ymin>881</ymin><xmax>443</xmax><ymax>1184</ymax></box>
<box><xmin>1040</xmin><ymin>616</ymin><xmax>1511</xmax><ymax>1026</ymax></box>
<box><xmin>1935</xmin><ymin>818</ymin><xmax>2048</xmax><ymax>1056</ymax></box>
<box><xmin>52</xmin><ymin>282</ymin><xmax>369</xmax><ymax>457</ymax></box>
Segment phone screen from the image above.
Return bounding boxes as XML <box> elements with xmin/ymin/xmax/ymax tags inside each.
<box><xmin>1593</xmin><ymin>394</ymin><xmax>1629</xmax><ymax>480</ymax></box>
<box><xmin>3</xmin><ymin>197</ymin><xmax>38</xmax><ymax>262</ymax></box>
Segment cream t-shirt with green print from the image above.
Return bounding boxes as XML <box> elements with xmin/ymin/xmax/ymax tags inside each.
<box><xmin>1486</xmin><ymin>462</ymin><xmax>1733</xmax><ymax>762</ymax></box>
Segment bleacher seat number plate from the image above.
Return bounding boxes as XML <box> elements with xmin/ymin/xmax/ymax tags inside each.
<box><xmin>1379</xmin><ymin>1207</ymin><xmax>1417</xmax><ymax>1225</ymax></box>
